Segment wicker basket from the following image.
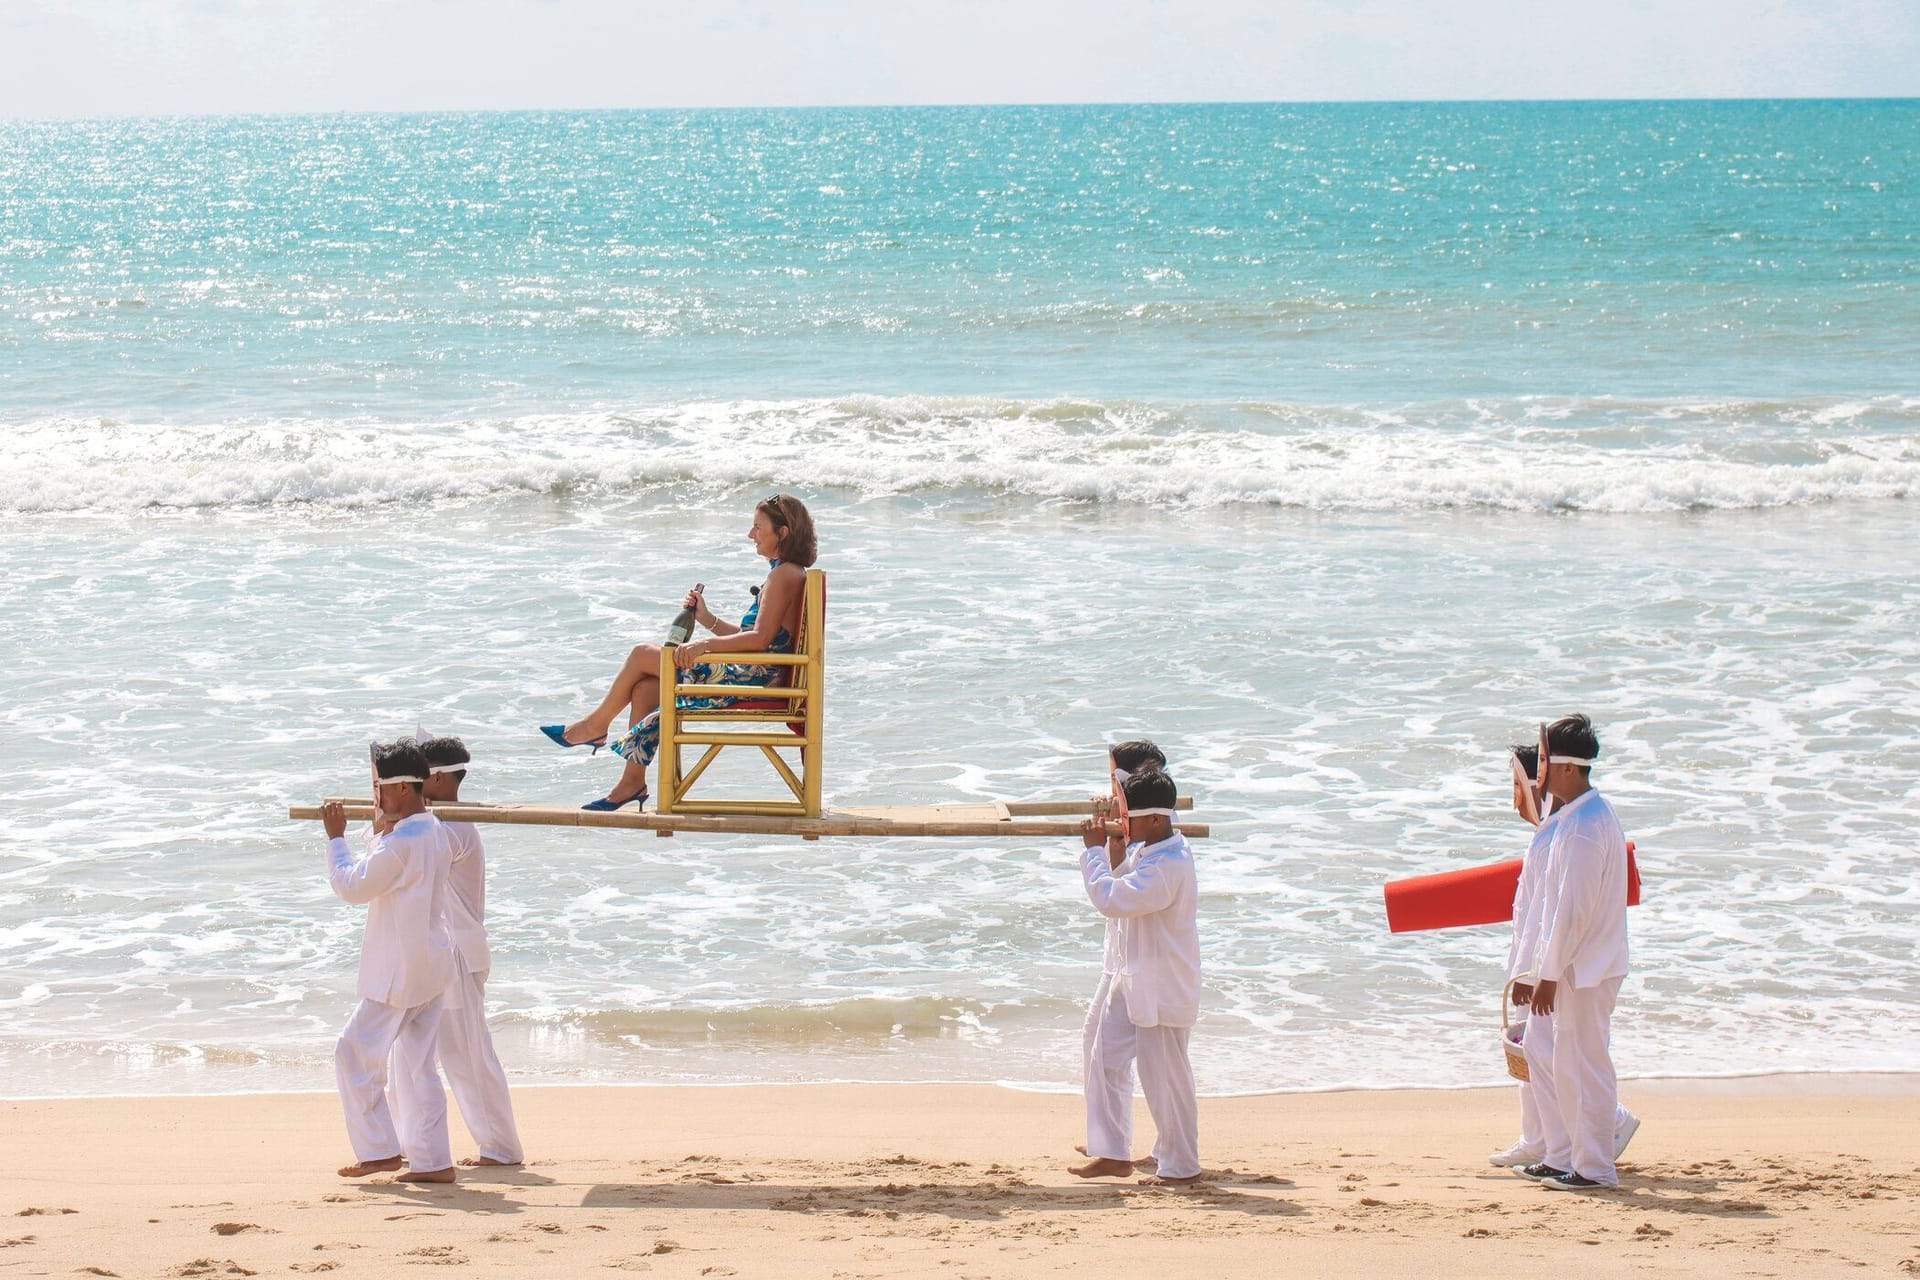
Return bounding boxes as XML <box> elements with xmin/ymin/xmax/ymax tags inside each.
<box><xmin>1500</xmin><ymin>977</ymin><xmax>1531</xmax><ymax>1082</ymax></box>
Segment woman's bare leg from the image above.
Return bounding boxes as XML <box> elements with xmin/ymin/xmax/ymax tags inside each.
<box><xmin>606</xmin><ymin>754</ymin><xmax>650</xmax><ymax>804</ymax></box>
<box><xmin>565</xmin><ymin>644</ymin><xmax>662</xmax><ymax>742</ymax></box>
<box><xmin>595</xmin><ymin>667</ymin><xmax>674</xmax><ymax>803</ymax></box>
<box><xmin>626</xmin><ymin>672</ymin><xmax>662</xmax><ymax>727</ymax></box>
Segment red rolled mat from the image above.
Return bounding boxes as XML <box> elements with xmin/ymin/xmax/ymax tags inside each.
<box><xmin>1384</xmin><ymin>843</ymin><xmax>1641</xmax><ymax>934</ymax></box>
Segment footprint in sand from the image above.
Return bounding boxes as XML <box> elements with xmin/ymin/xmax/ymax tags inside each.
<box><xmin>2</xmin><ymin>1236</ymin><xmax>37</xmax><ymax>1248</ymax></box>
<box><xmin>289</xmin><ymin>1266</ymin><xmax>339</xmax><ymax>1274</ymax></box>
<box><xmin>76</xmin><ymin>1268</ymin><xmax>118</xmax><ymax>1277</ymax></box>
<box><xmin>401</xmin><ymin>1244</ymin><xmax>468</xmax><ymax>1264</ymax></box>
<box><xmin>210</xmin><ymin>1223</ymin><xmax>273</xmax><ymax>1237</ymax></box>
<box><xmin>167</xmin><ymin>1262</ymin><xmax>257</xmax><ymax>1278</ymax></box>
<box><xmin>16</xmin><ymin>1207</ymin><xmax>78</xmax><ymax>1217</ymax></box>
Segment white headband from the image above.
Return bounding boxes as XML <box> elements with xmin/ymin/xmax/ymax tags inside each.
<box><xmin>375</xmin><ymin>775</ymin><xmax>425</xmax><ymax>785</ymax></box>
<box><xmin>1548</xmin><ymin>755</ymin><xmax>1595</xmax><ymax>766</ymax></box>
<box><xmin>1128</xmin><ymin>807</ymin><xmax>1178</xmax><ymax>818</ymax></box>
<box><xmin>428</xmin><ymin>762</ymin><xmax>468</xmax><ymax>774</ymax></box>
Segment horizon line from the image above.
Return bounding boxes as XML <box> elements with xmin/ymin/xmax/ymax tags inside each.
<box><xmin>5</xmin><ymin>93</ymin><xmax>1918</xmax><ymax>126</ymax></box>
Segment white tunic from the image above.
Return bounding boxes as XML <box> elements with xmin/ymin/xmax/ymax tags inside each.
<box><xmin>1081</xmin><ymin>831</ymin><xmax>1200</xmax><ymax>1029</ymax></box>
<box><xmin>441</xmin><ymin>819</ymin><xmax>492</xmax><ymax>976</ymax></box>
<box><xmin>1533</xmin><ymin>788</ymin><xmax>1630</xmax><ymax>990</ymax></box>
<box><xmin>328</xmin><ymin>811</ymin><xmax>456</xmax><ymax>1010</ymax></box>
<box><xmin>1506</xmin><ymin>807</ymin><xmax>1565</xmax><ymax>981</ymax></box>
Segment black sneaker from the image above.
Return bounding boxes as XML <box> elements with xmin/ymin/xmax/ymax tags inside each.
<box><xmin>1542</xmin><ymin>1172</ymin><xmax>1614</xmax><ymax>1192</ymax></box>
<box><xmin>1515</xmin><ymin>1163</ymin><xmax>1569</xmax><ymax>1182</ymax></box>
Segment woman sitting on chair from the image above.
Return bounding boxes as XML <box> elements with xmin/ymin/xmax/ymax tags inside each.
<box><xmin>541</xmin><ymin>494</ymin><xmax>816</xmax><ymax>811</ymax></box>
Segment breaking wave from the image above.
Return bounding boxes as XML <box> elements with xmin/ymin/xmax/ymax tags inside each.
<box><xmin>6</xmin><ymin>393</ymin><xmax>1917</xmax><ymax>515</ymax></box>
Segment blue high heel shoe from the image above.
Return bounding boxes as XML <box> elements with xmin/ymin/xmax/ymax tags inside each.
<box><xmin>540</xmin><ymin>724</ymin><xmax>607</xmax><ymax>754</ymax></box>
<box><xmin>582</xmin><ymin>790</ymin><xmax>648</xmax><ymax>812</ymax></box>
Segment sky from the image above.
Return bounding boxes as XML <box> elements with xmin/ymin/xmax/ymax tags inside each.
<box><xmin>1</xmin><ymin>0</ymin><xmax>1917</xmax><ymax>119</ymax></box>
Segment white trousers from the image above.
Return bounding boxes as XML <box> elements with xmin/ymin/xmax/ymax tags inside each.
<box><xmin>1518</xmin><ymin>1003</ymin><xmax>1558</xmax><ymax>1157</ymax></box>
<box><xmin>1516</xmin><ymin>1051</ymin><xmax>1630</xmax><ymax>1160</ymax></box>
<box><xmin>336</xmin><ymin>995</ymin><xmax>450</xmax><ymax>1172</ymax></box>
<box><xmin>435</xmin><ymin>963</ymin><xmax>523</xmax><ymax>1164</ymax></box>
<box><xmin>1083</xmin><ymin>973</ymin><xmax>1200</xmax><ymax>1180</ymax></box>
<box><xmin>1524</xmin><ymin>978</ymin><xmax>1622</xmax><ymax>1185</ymax></box>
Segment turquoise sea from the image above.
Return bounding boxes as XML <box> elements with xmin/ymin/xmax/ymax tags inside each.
<box><xmin>0</xmin><ymin>101</ymin><xmax>1916</xmax><ymax>1097</ymax></box>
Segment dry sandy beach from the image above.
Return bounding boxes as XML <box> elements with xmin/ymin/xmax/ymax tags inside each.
<box><xmin>3</xmin><ymin>1078</ymin><xmax>1916</xmax><ymax>1278</ymax></box>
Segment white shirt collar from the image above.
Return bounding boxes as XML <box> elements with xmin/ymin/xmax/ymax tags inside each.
<box><xmin>1131</xmin><ymin>830</ymin><xmax>1184</xmax><ymax>858</ymax></box>
<box><xmin>1550</xmin><ymin>786</ymin><xmax>1603</xmax><ymax>823</ymax></box>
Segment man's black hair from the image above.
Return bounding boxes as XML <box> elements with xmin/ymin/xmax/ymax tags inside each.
<box><xmin>1545</xmin><ymin>714</ymin><xmax>1599</xmax><ymax>776</ymax></box>
<box><xmin>1511</xmin><ymin>743</ymin><xmax>1540</xmax><ymax>780</ymax></box>
<box><xmin>1111</xmin><ymin>739</ymin><xmax>1167</xmax><ymax>774</ymax></box>
<box><xmin>372</xmin><ymin>740</ymin><xmax>429</xmax><ymax>791</ymax></box>
<box><xmin>419</xmin><ymin>735</ymin><xmax>471</xmax><ymax>772</ymax></box>
<box><xmin>1121</xmin><ymin>767</ymin><xmax>1178</xmax><ymax>812</ymax></box>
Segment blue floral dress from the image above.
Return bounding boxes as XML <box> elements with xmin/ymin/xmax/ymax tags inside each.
<box><xmin>610</xmin><ymin>562</ymin><xmax>795</xmax><ymax>771</ymax></box>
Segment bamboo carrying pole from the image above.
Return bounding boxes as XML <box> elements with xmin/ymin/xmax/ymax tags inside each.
<box><xmin>288</xmin><ymin>800</ymin><xmax>1209</xmax><ymax>839</ymax></box>
<box><xmin>310</xmin><ymin>796</ymin><xmax>1192</xmax><ymax>817</ymax></box>
<box><xmin>1002</xmin><ymin>798</ymin><xmax>1194</xmax><ymax>815</ymax></box>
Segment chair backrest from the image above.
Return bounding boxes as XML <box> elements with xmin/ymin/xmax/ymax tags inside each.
<box><xmin>786</xmin><ymin>569</ymin><xmax>825</xmax><ymax>730</ymax></box>
<box><xmin>799</xmin><ymin>569</ymin><xmax>825</xmax><ymax>660</ymax></box>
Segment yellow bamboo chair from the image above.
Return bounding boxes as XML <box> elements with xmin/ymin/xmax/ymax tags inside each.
<box><xmin>655</xmin><ymin>568</ymin><xmax>825</xmax><ymax>817</ymax></box>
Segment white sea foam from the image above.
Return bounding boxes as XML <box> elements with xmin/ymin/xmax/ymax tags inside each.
<box><xmin>4</xmin><ymin>395</ymin><xmax>1917</xmax><ymax>515</ymax></box>
<box><xmin>2</xmin><ymin>462</ymin><xmax>1917</xmax><ymax>1099</ymax></box>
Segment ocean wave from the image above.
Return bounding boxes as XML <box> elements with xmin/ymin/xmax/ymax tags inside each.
<box><xmin>5</xmin><ymin>394</ymin><xmax>1917</xmax><ymax>515</ymax></box>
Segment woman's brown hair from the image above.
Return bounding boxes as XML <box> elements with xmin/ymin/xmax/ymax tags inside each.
<box><xmin>758</xmin><ymin>493</ymin><xmax>818</xmax><ymax>567</ymax></box>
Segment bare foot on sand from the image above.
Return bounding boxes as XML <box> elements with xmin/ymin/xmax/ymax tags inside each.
<box><xmin>1140</xmin><ymin>1173</ymin><xmax>1203</xmax><ymax>1187</ymax></box>
<box><xmin>1070</xmin><ymin>1157</ymin><xmax>1138</xmax><ymax>1179</ymax></box>
<box><xmin>338</xmin><ymin>1156</ymin><xmax>405</xmax><ymax>1178</ymax></box>
<box><xmin>458</xmin><ymin>1157</ymin><xmax>522</xmax><ymax>1167</ymax></box>
<box><xmin>396</xmin><ymin>1167</ymin><xmax>457</xmax><ymax>1184</ymax></box>
<box><xmin>1073</xmin><ymin>1145</ymin><xmax>1155</xmax><ymax>1168</ymax></box>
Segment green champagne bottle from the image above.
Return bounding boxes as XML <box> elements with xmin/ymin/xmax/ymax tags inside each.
<box><xmin>665</xmin><ymin>582</ymin><xmax>705</xmax><ymax>646</ymax></box>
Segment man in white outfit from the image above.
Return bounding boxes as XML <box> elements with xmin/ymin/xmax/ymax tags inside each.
<box><xmin>321</xmin><ymin>740</ymin><xmax>457</xmax><ymax>1183</ymax></box>
<box><xmin>1070</xmin><ymin>766</ymin><xmax>1202</xmax><ymax>1187</ymax></box>
<box><xmin>1490</xmin><ymin>741</ymin><xmax>1638</xmax><ymax>1172</ymax></box>
<box><xmin>1518</xmin><ymin>715</ymin><xmax>1633</xmax><ymax>1192</ymax></box>
<box><xmin>416</xmin><ymin>735</ymin><xmax>524</xmax><ymax>1167</ymax></box>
